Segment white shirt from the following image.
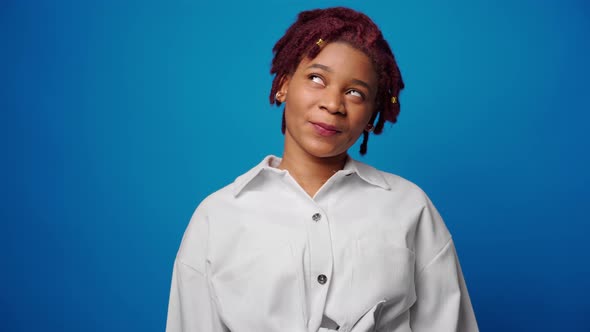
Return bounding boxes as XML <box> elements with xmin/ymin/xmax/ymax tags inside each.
<box><xmin>166</xmin><ymin>155</ymin><xmax>479</xmax><ymax>332</ymax></box>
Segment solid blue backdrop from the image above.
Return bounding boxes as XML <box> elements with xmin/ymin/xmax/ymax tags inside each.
<box><xmin>3</xmin><ymin>0</ymin><xmax>589</xmax><ymax>331</ymax></box>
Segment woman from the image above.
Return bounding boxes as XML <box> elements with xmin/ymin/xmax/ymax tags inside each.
<box><xmin>166</xmin><ymin>7</ymin><xmax>478</xmax><ymax>332</ymax></box>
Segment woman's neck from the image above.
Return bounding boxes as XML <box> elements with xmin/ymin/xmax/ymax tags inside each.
<box><xmin>278</xmin><ymin>152</ymin><xmax>348</xmax><ymax>198</ymax></box>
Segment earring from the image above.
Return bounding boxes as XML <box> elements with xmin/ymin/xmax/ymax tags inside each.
<box><xmin>365</xmin><ymin>123</ymin><xmax>375</xmax><ymax>132</ymax></box>
<box><xmin>276</xmin><ymin>91</ymin><xmax>285</xmax><ymax>102</ymax></box>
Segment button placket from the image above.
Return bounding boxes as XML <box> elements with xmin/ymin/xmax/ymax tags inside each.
<box><xmin>306</xmin><ymin>205</ymin><xmax>334</xmax><ymax>330</ymax></box>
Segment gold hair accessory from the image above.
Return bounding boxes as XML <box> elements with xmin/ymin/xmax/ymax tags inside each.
<box><xmin>391</xmin><ymin>96</ymin><xmax>397</xmax><ymax>104</ymax></box>
<box><xmin>316</xmin><ymin>38</ymin><xmax>324</xmax><ymax>47</ymax></box>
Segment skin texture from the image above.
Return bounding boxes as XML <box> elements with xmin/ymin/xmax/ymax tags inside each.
<box><xmin>276</xmin><ymin>42</ymin><xmax>378</xmax><ymax>197</ymax></box>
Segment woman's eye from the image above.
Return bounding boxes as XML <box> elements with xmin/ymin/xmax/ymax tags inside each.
<box><xmin>309</xmin><ymin>75</ymin><xmax>325</xmax><ymax>85</ymax></box>
<box><xmin>347</xmin><ymin>89</ymin><xmax>363</xmax><ymax>98</ymax></box>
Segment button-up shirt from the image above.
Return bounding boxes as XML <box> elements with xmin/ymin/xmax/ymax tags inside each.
<box><xmin>166</xmin><ymin>156</ymin><xmax>479</xmax><ymax>332</ymax></box>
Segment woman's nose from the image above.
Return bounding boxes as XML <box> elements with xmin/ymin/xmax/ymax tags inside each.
<box><xmin>320</xmin><ymin>88</ymin><xmax>346</xmax><ymax>115</ymax></box>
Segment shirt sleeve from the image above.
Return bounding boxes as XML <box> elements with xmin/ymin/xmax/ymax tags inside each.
<box><xmin>165</xmin><ymin>205</ymin><xmax>229</xmax><ymax>332</ymax></box>
<box><xmin>409</xmin><ymin>239</ymin><xmax>479</xmax><ymax>332</ymax></box>
<box><xmin>409</xmin><ymin>194</ymin><xmax>479</xmax><ymax>332</ymax></box>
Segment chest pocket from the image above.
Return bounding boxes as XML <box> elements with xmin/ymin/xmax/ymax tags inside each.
<box><xmin>209</xmin><ymin>237</ymin><xmax>306</xmax><ymax>331</ymax></box>
<box><xmin>349</xmin><ymin>233</ymin><xmax>416</xmax><ymax>328</ymax></box>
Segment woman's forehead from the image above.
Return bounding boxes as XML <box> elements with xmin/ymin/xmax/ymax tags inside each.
<box><xmin>296</xmin><ymin>42</ymin><xmax>377</xmax><ymax>83</ymax></box>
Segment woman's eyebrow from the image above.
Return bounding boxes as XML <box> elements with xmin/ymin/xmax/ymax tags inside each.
<box><xmin>307</xmin><ymin>63</ymin><xmax>332</xmax><ymax>72</ymax></box>
<box><xmin>306</xmin><ymin>63</ymin><xmax>371</xmax><ymax>91</ymax></box>
<box><xmin>351</xmin><ymin>79</ymin><xmax>370</xmax><ymax>90</ymax></box>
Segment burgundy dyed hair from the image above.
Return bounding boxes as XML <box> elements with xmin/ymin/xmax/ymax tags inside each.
<box><xmin>269</xmin><ymin>7</ymin><xmax>405</xmax><ymax>155</ymax></box>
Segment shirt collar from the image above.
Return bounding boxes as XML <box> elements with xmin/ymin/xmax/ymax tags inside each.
<box><xmin>232</xmin><ymin>155</ymin><xmax>390</xmax><ymax>197</ymax></box>
<box><xmin>343</xmin><ymin>157</ymin><xmax>391</xmax><ymax>191</ymax></box>
<box><xmin>231</xmin><ymin>155</ymin><xmax>282</xmax><ymax>197</ymax></box>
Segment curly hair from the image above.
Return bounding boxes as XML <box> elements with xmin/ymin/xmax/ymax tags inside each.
<box><xmin>270</xmin><ymin>7</ymin><xmax>405</xmax><ymax>155</ymax></box>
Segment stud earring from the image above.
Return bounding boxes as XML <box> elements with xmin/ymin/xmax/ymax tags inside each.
<box><xmin>275</xmin><ymin>91</ymin><xmax>285</xmax><ymax>101</ymax></box>
<box><xmin>365</xmin><ymin>123</ymin><xmax>375</xmax><ymax>132</ymax></box>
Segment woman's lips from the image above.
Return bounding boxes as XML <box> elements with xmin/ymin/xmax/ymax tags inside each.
<box><xmin>311</xmin><ymin>122</ymin><xmax>341</xmax><ymax>137</ymax></box>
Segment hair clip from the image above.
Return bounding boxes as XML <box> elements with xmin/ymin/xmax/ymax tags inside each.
<box><xmin>391</xmin><ymin>96</ymin><xmax>397</xmax><ymax>104</ymax></box>
<box><xmin>316</xmin><ymin>38</ymin><xmax>324</xmax><ymax>47</ymax></box>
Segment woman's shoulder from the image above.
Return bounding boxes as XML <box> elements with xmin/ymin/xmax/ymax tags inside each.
<box><xmin>190</xmin><ymin>182</ymin><xmax>239</xmax><ymax>217</ymax></box>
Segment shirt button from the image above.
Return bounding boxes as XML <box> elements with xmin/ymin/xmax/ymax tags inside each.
<box><xmin>312</xmin><ymin>213</ymin><xmax>322</xmax><ymax>222</ymax></box>
<box><xmin>317</xmin><ymin>274</ymin><xmax>328</xmax><ymax>284</ymax></box>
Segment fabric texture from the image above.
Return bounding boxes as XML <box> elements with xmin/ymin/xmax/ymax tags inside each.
<box><xmin>166</xmin><ymin>155</ymin><xmax>479</xmax><ymax>332</ymax></box>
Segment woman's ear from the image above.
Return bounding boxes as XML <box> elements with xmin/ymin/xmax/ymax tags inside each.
<box><xmin>277</xmin><ymin>76</ymin><xmax>290</xmax><ymax>102</ymax></box>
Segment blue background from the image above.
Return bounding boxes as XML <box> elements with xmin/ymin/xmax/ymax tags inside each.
<box><xmin>3</xmin><ymin>0</ymin><xmax>589</xmax><ymax>330</ymax></box>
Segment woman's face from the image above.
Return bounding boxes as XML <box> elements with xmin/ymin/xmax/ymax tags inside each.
<box><xmin>279</xmin><ymin>42</ymin><xmax>378</xmax><ymax>160</ymax></box>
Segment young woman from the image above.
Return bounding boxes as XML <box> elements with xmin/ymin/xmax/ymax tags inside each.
<box><xmin>166</xmin><ymin>7</ymin><xmax>478</xmax><ymax>332</ymax></box>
